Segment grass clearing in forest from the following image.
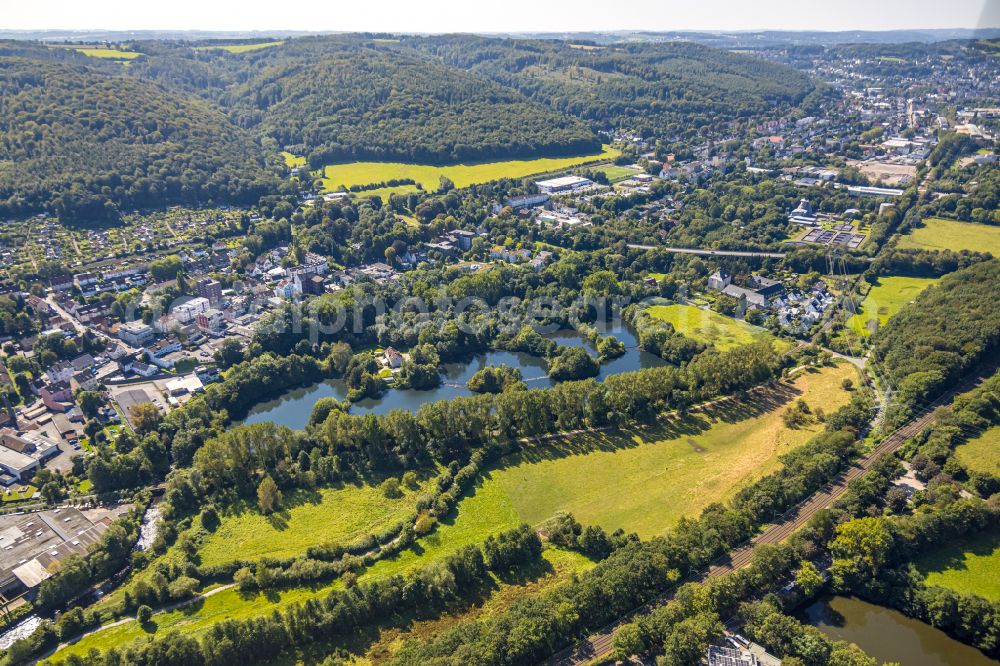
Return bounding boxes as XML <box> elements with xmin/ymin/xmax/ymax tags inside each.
<box><xmin>281</xmin><ymin>151</ymin><xmax>307</xmax><ymax>168</ymax></box>
<box><xmin>193</xmin><ymin>41</ymin><xmax>284</xmax><ymax>53</ymax></box>
<box><xmin>916</xmin><ymin>530</ymin><xmax>1000</xmax><ymax>601</ymax></box>
<box><xmin>645</xmin><ymin>303</ymin><xmax>780</xmax><ymax>351</ymax></box>
<box><xmin>847</xmin><ymin>276</ymin><xmax>938</xmax><ymax>337</ymax></box>
<box><xmin>73</xmin><ymin>48</ymin><xmax>143</xmax><ymax>60</ymax></box>
<box><xmin>316</xmin><ymin>145</ymin><xmax>621</xmax><ymax>197</ymax></box>
<box><xmin>954</xmin><ymin>426</ymin><xmax>1000</xmax><ymax>477</ymax></box>
<box><xmin>897</xmin><ymin>217</ymin><xmax>1000</xmax><ymax>256</ymax></box>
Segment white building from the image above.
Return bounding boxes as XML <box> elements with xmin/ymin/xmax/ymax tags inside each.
<box><xmin>171</xmin><ymin>297</ymin><xmax>211</xmax><ymax>324</ymax></box>
<box><xmin>534</xmin><ymin>175</ymin><xmax>594</xmax><ymax>194</ymax></box>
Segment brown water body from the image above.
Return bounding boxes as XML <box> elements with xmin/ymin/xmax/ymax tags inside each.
<box><xmin>802</xmin><ymin>595</ymin><xmax>999</xmax><ymax>666</ymax></box>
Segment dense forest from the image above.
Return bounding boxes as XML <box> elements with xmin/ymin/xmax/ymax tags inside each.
<box><xmin>399</xmin><ymin>36</ymin><xmax>819</xmax><ymax>139</ymax></box>
<box><xmin>0</xmin><ymin>57</ymin><xmax>280</xmax><ymax>223</ymax></box>
<box><xmin>225</xmin><ymin>42</ymin><xmax>602</xmax><ymax>165</ymax></box>
<box><xmin>0</xmin><ymin>34</ymin><xmax>817</xmax><ymax>222</ymax></box>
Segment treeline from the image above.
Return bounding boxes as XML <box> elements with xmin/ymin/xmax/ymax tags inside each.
<box><xmin>25</xmin><ymin>525</ymin><xmax>542</xmax><ymax>666</ymax></box>
<box><xmin>872</xmin><ymin>259</ymin><xmax>1000</xmax><ymax>428</ymax></box>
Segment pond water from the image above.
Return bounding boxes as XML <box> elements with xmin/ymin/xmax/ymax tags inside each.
<box><xmin>242</xmin><ymin>324</ymin><xmax>666</xmax><ymax>428</ymax></box>
<box><xmin>802</xmin><ymin>595</ymin><xmax>999</xmax><ymax>666</ymax></box>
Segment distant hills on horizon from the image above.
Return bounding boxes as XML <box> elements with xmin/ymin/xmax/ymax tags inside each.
<box><xmin>1</xmin><ymin>27</ymin><xmax>998</xmax><ymax>47</ymax></box>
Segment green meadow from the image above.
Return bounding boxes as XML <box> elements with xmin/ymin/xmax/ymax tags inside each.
<box><xmin>898</xmin><ymin>217</ymin><xmax>1000</xmax><ymax>255</ymax></box>
<box><xmin>198</xmin><ymin>478</ymin><xmax>434</xmax><ymax>568</ymax></box>
<box><xmin>73</xmin><ymin>48</ymin><xmax>142</xmax><ymax>60</ymax></box>
<box><xmin>645</xmin><ymin>303</ymin><xmax>783</xmax><ymax>351</ymax></box>
<box><xmin>954</xmin><ymin>426</ymin><xmax>1000</xmax><ymax>477</ymax></box>
<box><xmin>917</xmin><ymin>530</ymin><xmax>1000</xmax><ymax>601</ymax></box>
<box><xmin>316</xmin><ymin>144</ymin><xmax>622</xmax><ymax>197</ymax></box>
<box><xmin>847</xmin><ymin>276</ymin><xmax>938</xmax><ymax>337</ymax></box>
<box><xmin>193</xmin><ymin>41</ymin><xmax>284</xmax><ymax>53</ymax></box>
<box><xmin>281</xmin><ymin>151</ymin><xmax>307</xmax><ymax>168</ymax></box>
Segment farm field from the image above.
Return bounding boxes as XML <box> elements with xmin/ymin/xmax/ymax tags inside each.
<box><xmin>645</xmin><ymin>303</ymin><xmax>783</xmax><ymax>351</ymax></box>
<box><xmin>193</xmin><ymin>41</ymin><xmax>284</xmax><ymax>53</ymax></box>
<box><xmin>316</xmin><ymin>145</ymin><xmax>621</xmax><ymax>197</ymax></box>
<box><xmin>847</xmin><ymin>276</ymin><xmax>938</xmax><ymax>336</ymax></box>
<box><xmin>897</xmin><ymin>217</ymin><xmax>1000</xmax><ymax>255</ymax></box>
<box><xmin>197</xmin><ymin>477</ymin><xmax>435</xmax><ymax>568</ymax></box>
<box><xmin>916</xmin><ymin>530</ymin><xmax>1000</xmax><ymax>601</ymax></box>
<box><xmin>71</xmin><ymin>47</ymin><xmax>143</xmax><ymax>60</ymax></box>
<box><xmin>954</xmin><ymin>426</ymin><xmax>1000</xmax><ymax>476</ymax></box>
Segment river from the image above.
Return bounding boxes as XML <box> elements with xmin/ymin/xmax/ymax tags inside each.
<box><xmin>242</xmin><ymin>324</ymin><xmax>665</xmax><ymax>428</ymax></box>
<box><xmin>802</xmin><ymin>595</ymin><xmax>999</xmax><ymax>666</ymax></box>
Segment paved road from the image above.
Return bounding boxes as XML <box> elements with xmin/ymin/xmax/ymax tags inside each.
<box><xmin>626</xmin><ymin>244</ymin><xmax>786</xmax><ymax>259</ymax></box>
<box><xmin>546</xmin><ymin>363</ymin><xmax>996</xmax><ymax>666</ymax></box>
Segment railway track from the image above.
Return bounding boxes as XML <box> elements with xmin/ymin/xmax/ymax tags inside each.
<box><xmin>547</xmin><ymin>363</ymin><xmax>996</xmax><ymax>666</ymax></box>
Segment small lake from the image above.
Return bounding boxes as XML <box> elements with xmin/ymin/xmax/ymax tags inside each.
<box><xmin>242</xmin><ymin>324</ymin><xmax>666</xmax><ymax>428</ymax></box>
<box><xmin>802</xmin><ymin>595</ymin><xmax>999</xmax><ymax>666</ymax></box>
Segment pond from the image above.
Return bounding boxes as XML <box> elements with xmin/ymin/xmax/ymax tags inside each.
<box><xmin>242</xmin><ymin>323</ymin><xmax>666</xmax><ymax>428</ymax></box>
<box><xmin>801</xmin><ymin>595</ymin><xmax>999</xmax><ymax>666</ymax></box>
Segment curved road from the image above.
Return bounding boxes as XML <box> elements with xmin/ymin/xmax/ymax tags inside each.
<box><xmin>547</xmin><ymin>362</ymin><xmax>996</xmax><ymax>665</ymax></box>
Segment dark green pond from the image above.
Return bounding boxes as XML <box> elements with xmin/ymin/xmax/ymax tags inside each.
<box><xmin>242</xmin><ymin>324</ymin><xmax>665</xmax><ymax>427</ymax></box>
<box><xmin>802</xmin><ymin>595</ymin><xmax>999</xmax><ymax>666</ymax></box>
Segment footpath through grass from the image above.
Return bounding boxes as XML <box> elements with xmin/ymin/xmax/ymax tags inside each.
<box><xmin>317</xmin><ymin>145</ymin><xmax>621</xmax><ymax>197</ymax></box>
<box><xmin>898</xmin><ymin>217</ymin><xmax>1000</xmax><ymax>255</ymax></box>
<box><xmin>916</xmin><ymin>530</ymin><xmax>1000</xmax><ymax>601</ymax></box>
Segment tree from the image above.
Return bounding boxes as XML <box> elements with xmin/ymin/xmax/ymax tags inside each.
<box><xmin>794</xmin><ymin>561</ymin><xmax>825</xmax><ymax>598</ymax></box>
<box><xmin>611</xmin><ymin>622</ymin><xmax>646</xmax><ymax>661</ymax></box>
<box><xmin>661</xmin><ymin>612</ymin><xmax>724</xmax><ymax>666</ymax></box>
<box><xmin>381</xmin><ymin>477</ymin><xmax>402</xmax><ymax>499</ymax></box>
<box><xmin>257</xmin><ymin>475</ymin><xmax>282</xmax><ymax>514</ymax></box>
<box><xmin>830</xmin><ymin>517</ymin><xmax>894</xmax><ymax>590</ymax></box>
<box><xmin>130</xmin><ymin>402</ymin><xmax>162</xmax><ymax>435</ymax></box>
<box><xmin>137</xmin><ymin>604</ymin><xmax>153</xmax><ymax>624</ymax></box>
<box><xmin>76</xmin><ymin>390</ymin><xmax>104</xmax><ymax>419</ymax></box>
<box><xmin>841</xmin><ymin>377</ymin><xmax>854</xmax><ymax>391</ymax></box>
<box><xmin>384</xmin><ymin>246</ymin><xmax>397</xmax><ymax>265</ymax></box>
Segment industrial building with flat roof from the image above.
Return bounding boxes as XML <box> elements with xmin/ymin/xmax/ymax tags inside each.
<box><xmin>534</xmin><ymin>175</ymin><xmax>594</xmax><ymax>194</ymax></box>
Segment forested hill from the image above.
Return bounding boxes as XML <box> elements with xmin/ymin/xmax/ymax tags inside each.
<box><xmin>398</xmin><ymin>36</ymin><xmax>818</xmax><ymax>139</ymax></box>
<box><xmin>224</xmin><ymin>43</ymin><xmax>602</xmax><ymax>166</ymax></box>
<box><xmin>0</xmin><ymin>57</ymin><xmax>279</xmax><ymax>223</ymax></box>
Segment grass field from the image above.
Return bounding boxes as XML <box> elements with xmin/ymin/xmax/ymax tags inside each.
<box><xmin>847</xmin><ymin>276</ymin><xmax>938</xmax><ymax>337</ymax></box>
<box><xmin>281</xmin><ymin>151</ymin><xmax>307</xmax><ymax>168</ymax></box>
<box><xmin>898</xmin><ymin>217</ymin><xmax>1000</xmax><ymax>255</ymax></box>
<box><xmin>49</xmin><ymin>364</ymin><xmax>854</xmax><ymax>662</ymax></box>
<box><xmin>954</xmin><ymin>426</ymin><xmax>1000</xmax><ymax>477</ymax></box>
<box><xmin>74</xmin><ymin>48</ymin><xmax>142</xmax><ymax>60</ymax></box>
<box><xmin>197</xmin><ymin>478</ymin><xmax>433</xmax><ymax>568</ymax></box>
<box><xmin>193</xmin><ymin>41</ymin><xmax>284</xmax><ymax>53</ymax></box>
<box><xmin>916</xmin><ymin>530</ymin><xmax>1000</xmax><ymax>601</ymax></box>
<box><xmin>598</xmin><ymin>164</ymin><xmax>642</xmax><ymax>182</ymax></box>
<box><xmin>645</xmin><ymin>303</ymin><xmax>781</xmax><ymax>351</ymax></box>
<box><xmin>317</xmin><ymin>145</ymin><xmax>622</xmax><ymax>197</ymax></box>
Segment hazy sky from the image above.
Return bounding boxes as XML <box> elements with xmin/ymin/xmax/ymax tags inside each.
<box><xmin>4</xmin><ymin>0</ymin><xmax>998</xmax><ymax>33</ymax></box>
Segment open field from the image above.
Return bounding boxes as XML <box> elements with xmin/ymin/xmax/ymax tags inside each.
<box><xmin>847</xmin><ymin>276</ymin><xmax>938</xmax><ymax>337</ymax></box>
<box><xmin>847</xmin><ymin>159</ymin><xmax>916</xmax><ymax>186</ymax></box>
<box><xmin>198</xmin><ymin>477</ymin><xmax>434</xmax><ymax>568</ymax></box>
<box><xmin>70</xmin><ymin>47</ymin><xmax>143</xmax><ymax>60</ymax></box>
<box><xmin>597</xmin><ymin>164</ymin><xmax>642</xmax><ymax>182</ymax></box>
<box><xmin>281</xmin><ymin>151</ymin><xmax>307</xmax><ymax>168</ymax></box>
<box><xmin>645</xmin><ymin>303</ymin><xmax>783</xmax><ymax>351</ymax></box>
<box><xmin>954</xmin><ymin>426</ymin><xmax>1000</xmax><ymax>476</ymax></box>
<box><xmin>317</xmin><ymin>145</ymin><xmax>622</xmax><ymax>197</ymax></box>
<box><xmin>916</xmin><ymin>530</ymin><xmax>1000</xmax><ymax>601</ymax></box>
<box><xmin>193</xmin><ymin>41</ymin><xmax>284</xmax><ymax>53</ymax></box>
<box><xmin>897</xmin><ymin>217</ymin><xmax>1000</xmax><ymax>256</ymax></box>
<box><xmin>49</xmin><ymin>364</ymin><xmax>854</xmax><ymax>661</ymax></box>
